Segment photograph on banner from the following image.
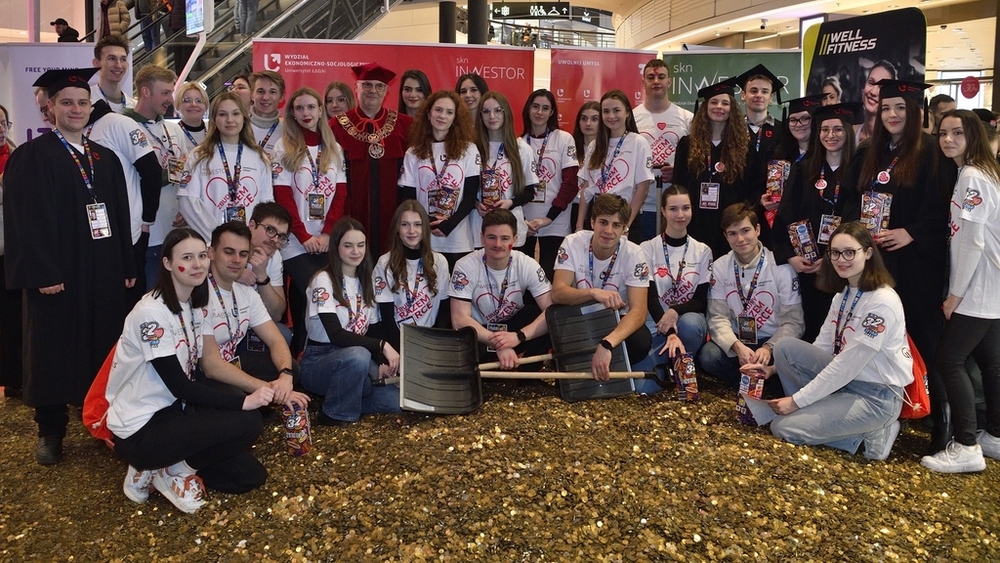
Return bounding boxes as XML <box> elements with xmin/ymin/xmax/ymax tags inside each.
<box><xmin>549</xmin><ymin>47</ymin><xmax>656</xmax><ymax>130</ymax></box>
<box><xmin>802</xmin><ymin>9</ymin><xmax>926</xmax><ymax>142</ymax></box>
<box><xmin>660</xmin><ymin>50</ymin><xmax>802</xmax><ymax>119</ymax></box>
<box><xmin>252</xmin><ymin>39</ymin><xmax>535</xmax><ymax>117</ymax></box>
<box><xmin>0</xmin><ymin>43</ymin><xmax>125</xmax><ymax>144</ymax></box>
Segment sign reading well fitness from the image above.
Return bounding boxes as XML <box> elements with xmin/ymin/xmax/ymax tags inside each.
<box><xmin>491</xmin><ymin>3</ymin><xmax>571</xmax><ymax>19</ymax></box>
<box><xmin>253</xmin><ymin>39</ymin><xmax>534</xmax><ymax>114</ymax></box>
<box><xmin>550</xmin><ymin>47</ymin><xmax>656</xmax><ymax>130</ymax></box>
<box><xmin>661</xmin><ymin>50</ymin><xmax>802</xmax><ymax>119</ymax></box>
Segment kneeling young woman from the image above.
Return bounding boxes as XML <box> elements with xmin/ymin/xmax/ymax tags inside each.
<box><xmin>108</xmin><ymin>228</ymin><xmax>274</xmax><ymax>514</ymax></box>
<box><xmin>744</xmin><ymin>222</ymin><xmax>911</xmax><ymax>460</ymax></box>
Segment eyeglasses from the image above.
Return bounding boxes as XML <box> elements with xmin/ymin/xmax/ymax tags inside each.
<box><xmin>481</xmin><ymin>107</ymin><xmax>505</xmax><ymax>116</ymax></box>
<box><xmin>359</xmin><ymin>81</ymin><xmax>387</xmax><ymax>93</ymax></box>
<box><xmin>788</xmin><ymin>116</ymin><xmax>812</xmax><ymax>126</ymax></box>
<box><xmin>827</xmin><ymin>247</ymin><xmax>863</xmax><ymax>261</ymax></box>
<box><xmin>258</xmin><ymin>223</ymin><xmax>290</xmax><ymax>246</ymax></box>
<box><xmin>820</xmin><ymin>126</ymin><xmax>846</xmax><ymax>136</ymax></box>
<box><xmin>181</xmin><ymin>97</ymin><xmax>205</xmax><ymax>105</ymax></box>
<box><xmin>530</xmin><ymin>103</ymin><xmax>552</xmax><ymax>112</ymax></box>
<box><xmin>0</xmin><ymin>121</ymin><xmax>9</xmax><ymax>129</ymax></box>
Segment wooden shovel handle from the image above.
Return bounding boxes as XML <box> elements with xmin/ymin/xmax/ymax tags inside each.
<box><xmin>478</xmin><ymin>354</ymin><xmax>552</xmax><ymax>371</ymax></box>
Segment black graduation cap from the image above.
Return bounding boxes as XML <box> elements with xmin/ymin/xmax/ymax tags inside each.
<box><xmin>972</xmin><ymin>108</ymin><xmax>997</xmax><ymax>132</ymax></box>
<box><xmin>694</xmin><ymin>77</ymin><xmax>740</xmax><ymax>113</ymax></box>
<box><xmin>32</xmin><ymin>67</ymin><xmax>98</xmax><ymax>97</ymax></box>
<box><xmin>875</xmin><ymin>79</ymin><xmax>932</xmax><ymax>127</ymax></box>
<box><xmin>733</xmin><ymin>64</ymin><xmax>783</xmax><ymax>104</ymax></box>
<box><xmin>812</xmin><ymin>102</ymin><xmax>864</xmax><ymax>126</ymax></box>
<box><xmin>782</xmin><ymin>94</ymin><xmax>826</xmax><ymax>122</ymax></box>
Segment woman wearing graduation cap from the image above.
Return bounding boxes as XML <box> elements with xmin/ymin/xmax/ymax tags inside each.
<box><xmin>673</xmin><ymin>79</ymin><xmax>759</xmax><ymax>259</ymax></box>
<box><xmin>841</xmin><ymin>78</ymin><xmax>951</xmax><ymax>453</ymax></box>
<box><xmin>772</xmin><ymin>102</ymin><xmax>860</xmax><ymax>341</ymax></box>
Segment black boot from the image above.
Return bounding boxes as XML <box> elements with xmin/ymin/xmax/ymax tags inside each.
<box><xmin>926</xmin><ymin>401</ymin><xmax>952</xmax><ymax>456</ymax></box>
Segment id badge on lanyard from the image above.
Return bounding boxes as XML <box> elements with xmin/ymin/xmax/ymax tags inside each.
<box><xmin>700</xmin><ymin>182</ymin><xmax>720</xmax><ymax>210</ymax></box>
<box><xmin>737</xmin><ymin>315</ymin><xmax>758</xmax><ymax>345</ymax></box>
<box><xmin>307</xmin><ymin>193</ymin><xmax>326</xmax><ymax>221</ymax></box>
<box><xmin>87</xmin><ymin>203</ymin><xmax>112</xmax><ymax>240</ymax></box>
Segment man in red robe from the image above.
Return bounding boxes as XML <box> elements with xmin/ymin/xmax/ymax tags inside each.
<box><xmin>330</xmin><ymin>62</ymin><xmax>413</xmax><ymax>253</ymax></box>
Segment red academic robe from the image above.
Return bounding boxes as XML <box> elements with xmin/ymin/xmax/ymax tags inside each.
<box><xmin>330</xmin><ymin>107</ymin><xmax>413</xmax><ymax>254</ymax></box>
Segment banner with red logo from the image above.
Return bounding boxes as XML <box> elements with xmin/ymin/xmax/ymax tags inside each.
<box><xmin>252</xmin><ymin>39</ymin><xmax>535</xmax><ymax>115</ymax></box>
<box><xmin>549</xmin><ymin>47</ymin><xmax>656</xmax><ymax>130</ymax></box>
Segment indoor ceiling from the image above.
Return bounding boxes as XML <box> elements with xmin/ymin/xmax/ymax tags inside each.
<box><xmin>633</xmin><ymin>0</ymin><xmax>994</xmax><ymax>72</ymax></box>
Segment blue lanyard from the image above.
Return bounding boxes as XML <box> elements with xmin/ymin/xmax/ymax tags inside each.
<box><xmin>305</xmin><ymin>142</ymin><xmax>323</xmax><ymax>191</ymax></box>
<box><xmin>401</xmin><ymin>258</ymin><xmax>424</xmax><ymax>314</ymax></box>
<box><xmin>589</xmin><ymin>241</ymin><xmax>620</xmax><ymax>289</ymax></box>
<box><xmin>483</xmin><ymin>254</ymin><xmax>513</xmax><ymax>320</ymax></box>
<box><xmin>733</xmin><ymin>247</ymin><xmax>766</xmax><ymax>312</ymax></box>
<box><xmin>176</xmin><ymin>305</ymin><xmax>199</xmax><ymax>379</ymax></box>
<box><xmin>661</xmin><ymin>235</ymin><xmax>690</xmax><ymax>306</ymax></box>
<box><xmin>833</xmin><ymin>288</ymin><xmax>863</xmax><ymax>355</ymax></box>
<box><xmin>599</xmin><ymin>133</ymin><xmax>627</xmax><ymax>192</ymax></box>
<box><xmin>217</xmin><ymin>141</ymin><xmax>244</xmax><ymax>203</ymax></box>
<box><xmin>817</xmin><ymin>164</ymin><xmax>841</xmax><ymax>206</ymax></box>
<box><xmin>208</xmin><ymin>272</ymin><xmax>239</xmax><ymax>341</ymax></box>
<box><xmin>54</xmin><ymin>129</ymin><xmax>97</xmax><ymax>202</ymax></box>
<box><xmin>258</xmin><ymin>121</ymin><xmax>278</xmax><ymax>148</ymax></box>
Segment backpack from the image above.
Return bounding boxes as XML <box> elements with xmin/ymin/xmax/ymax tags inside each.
<box><xmin>82</xmin><ymin>343</ymin><xmax>118</xmax><ymax>449</ymax></box>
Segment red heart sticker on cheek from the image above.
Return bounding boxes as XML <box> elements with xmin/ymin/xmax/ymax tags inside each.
<box><xmin>178</xmin><ymin>266</ymin><xmax>185</xmax><ymax>272</ymax></box>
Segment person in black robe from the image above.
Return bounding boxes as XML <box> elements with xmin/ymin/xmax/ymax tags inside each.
<box><xmin>839</xmin><ymin>80</ymin><xmax>950</xmax><ymax>453</ymax></box>
<box><xmin>3</xmin><ymin>68</ymin><xmax>136</xmax><ymax>465</ymax></box>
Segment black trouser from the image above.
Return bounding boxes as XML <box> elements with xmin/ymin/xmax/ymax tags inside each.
<box><xmin>522</xmin><ymin>235</ymin><xmax>562</xmax><ymax>282</ymax></box>
<box><xmin>283</xmin><ymin>253</ymin><xmax>327</xmax><ymax>356</ymax></box>
<box><xmin>127</xmin><ymin>233</ymin><xmax>150</xmax><ymax>307</ymax></box>
<box><xmin>34</xmin><ymin>404</ymin><xmax>69</xmax><ymax>439</ymax></box>
<box><xmin>114</xmin><ymin>400</ymin><xmax>266</xmax><ymax>493</ymax></box>
<box><xmin>935</xmin><ymin>313</ymin><xmax>1000</xmax><ymax>446</ymax></box>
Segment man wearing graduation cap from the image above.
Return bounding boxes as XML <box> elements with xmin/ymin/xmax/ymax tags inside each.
<box><xmin>3</xmin><ymin>68</ymin><xmax>136</xmax><ymax>465</ymax></box>
<box><xmin>735</xmin><ymin>64</ymin><xmax>785</xmax><ymax>159</ymax></box>
<box><xmin>330</xmin><ymin>62</ymin><xmax>413</xmax><ymax>254</ymax></box>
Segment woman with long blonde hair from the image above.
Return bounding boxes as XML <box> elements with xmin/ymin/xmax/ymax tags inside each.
<box><xmin>272</xmin><ymin>86</ymin><xmax>348</xmax><ymax>354</ymax></box>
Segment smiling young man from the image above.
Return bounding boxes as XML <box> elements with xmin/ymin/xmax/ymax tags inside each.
<box><xmin>202</xmin><ymin>222</ymin><xmax>309</xmax><ymax>407</ymax></box>
<box><xmin>124</xmin><ymin>65</ymin><xmax>188</xmax><ymax>290</ymax></box>
<box><xmin>248</xmin><ymin>70</ymin><xmax>285</xmax><ymax>159</ymax></box>
<box><xmin>734</xmin><ymin>64</ymin><xmax>784</xmax><ymax>159</ymax></box>
<box><xmin>698</xmin><ymin>203</ymin><xmax>804</xmax><ymax>389</ymax></box>
<box><xmin>241</xmin><ymin>202</ymin><xmax>293</xmax><ymax>324</ymax></box>
<box><xmin>632</xmin><ymin>59</ymin><xmax>692</xmax><ymax>241</ymax></box>
<box><xmin>331</xmin><ymin>62</ymin><xmax>414</xmax><ymax>254</ymax></box>
<box><xmin>4</xmin><ymin>68</ymin><xmax>136</xmax><ymax>464</ymax></box>
<box><xmin>450</xmin><ymin>209</ymin><xmax>553</xmax><ymax>370</ymax></box>
<box><xmin>552</xmin><ymin>194</ymin><xmax>650</xmax><ymax>380</ymax></box>
<box><xmin>90</xmin><ymin>35</ymin><xmax>134</xmax><ymax>114</ymax></box>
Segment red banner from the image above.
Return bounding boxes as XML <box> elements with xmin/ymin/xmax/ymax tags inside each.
<box><xmin>550</xmin><ymin>47</ymin><xmax>657</xmax><ymax>130</ymax></box>
<box><xmin>252</xmin><ymin>39</ymin><xmax>535</xmax><ymax>115</ymax></box>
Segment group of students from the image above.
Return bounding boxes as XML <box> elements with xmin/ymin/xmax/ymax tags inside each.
<box><xmin>3</xmin><ymin>55</ymin><xmax>999</xmax><ymax>516</ymax></box>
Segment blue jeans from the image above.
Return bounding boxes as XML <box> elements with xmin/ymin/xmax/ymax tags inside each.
<box><xmin>633</xmin><ymin>312</ymin><xmax>707</xmax><ymax>394</ymax></box>
<box><xmin>638</xmin><ymin>211</ymin><xmax>659</xmax><ymax>244</ymax></box>
<box><xmin>299</xmin><ymin>343</ymin><xmax>400</xmax><ymax>422</ymax></box>
<box><xmin>239</xmin><ymin>0</ymin><xmax>259</xmax><ymax>35</ymax></box>
<box><xmin>697</xmin><ymin>337</ymin><xmax>769</xmax><ymax>389</ymax></box>
<box><xmin>770</xmin><ymin>338</ymin><xmax>902</xmax><ymax>454</ymax></box>
<box><xmin>140</xmin><ymin>14</ymin><xmax>159</xmax><ymax>52</ymax></box>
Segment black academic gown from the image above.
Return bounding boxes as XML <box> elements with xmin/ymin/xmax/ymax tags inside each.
<box><xmin>674</xmin><ymin>136</ymin><xmax>762</xmax><ymax>259</ymax></box>
<box><xmin>840</xmin><ymin>134</ymin><xmax>948</xmax><ymax>367</ymax></box>
<box><xmin>772</xmin><ymin>160</ymin><xmax>848</xmax><ymax>342</ymax></box>
<box><xmin>3</xmin><ymin>133</ymin><xmax>136</xmax><ymax>407</ymax></box>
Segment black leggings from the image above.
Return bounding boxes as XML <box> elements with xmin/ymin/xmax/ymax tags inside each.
<box><xmin>114</xmin><ymin>400</ymin><xmax>266</xmax><ymax>493</ymax></box>
<box><xmin>935</xmin><ymin>313</ymin><xmax>1000</xmax><ymax>445</ymax></box>
<box><xmin>522</xmin><ymin>235</ymin><xmax>562</xmax><ymax>281</ymax></box>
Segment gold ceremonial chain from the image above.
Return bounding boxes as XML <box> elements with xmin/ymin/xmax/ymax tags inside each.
<box><xmin>337</xmin><ymin>110</ymin><xmax>399</xmax><ymax>159</ymax></box>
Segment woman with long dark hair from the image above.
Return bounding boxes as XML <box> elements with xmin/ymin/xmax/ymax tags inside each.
<box><xmin>921</xmin><ymin>110</ymin><xmax>1000</xmax><ymax>473</ymax></box>
<box><xmin>857</xmin><ymin>60</ymin><xmax>897</xmax><ymax>144</ymax></box>
<box><xmin>841</xmin><ymin>79</ymin><xmax>949</xmax><ymax>453</ymax></box>
<box><xmin>398</xmin><ymin>69</ymin><xmax>432</xmax><ymax>117</ymax></box>
<box><xmin>570</xmin><ymin>101</ymin><xmax>600</xmax><ymax>230</ymax></box>
<box><xmin>577</xmin><ymin>89</ymin><xmax>652</xmax><ymax>244</ymax></box>
<box><xmin>324</xmin><ymin>81</ymin><xmax>356</xmax><ymax>117</ymax></box>
<box><xmin>520</xmin><ymin>89</ymin><xmax>579</xmax><ymax>279</ymax></box>
<box><xmin>772</xmin><ymin>102</ymin><xmax>859</xmax><ymax>341</ymax></box>
<box><xmin>299</xmin><ymin>218</ymin><xmax>400</xmax><ymax>425</ymax></box>
<box><xmin>455</xmin><ymin>73</ymin><xmax>489</xmax><ymax>119</ymax></box>
<box><xmin>108</xmin><ymin>228</ymin><xmax>273</xmax><ymax>514</ymax></box>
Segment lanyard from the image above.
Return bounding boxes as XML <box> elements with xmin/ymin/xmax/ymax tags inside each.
<box><xmin>401</xmin><ymin>258</ymin><xmax>424</xmax><ymax>314</ymax></box>
<box><xmin>589</xmin><ymin>240</ymin><xmax>620</xmax><ymax>289</ymax></box>
<box><xmin>661</xmin><ymin>234</ymin><xmax>690</xmax><ymax>306</ymax></box>
<box><xmin>208</xmin><ymin>271</ymin><xmax>239</xmax><ymax>341</ymax></box>
<box><xmin>733</xmin><ymin>247</ymin><xmax>766</xmax><ymax>312</ymax></box>
<box><xmin>429</xmin><ymin>153</ymin><xmax>451</xmax><ymax>192</ymax></box>
<box><xmin>525</xmin><ymin>129</ymin><xmax>551</xmax><ymax>158</ymax></box>
<box><xmin>176</xmin><ymin>305</ymin><xmax>199</xmax><ymax>379</ymax></box>
<box><xmin>182</xmin><ymin>128</ymin><xmax>198</xmax><ymax>146</ymax></box>
<box><xmin>99</xmin><ymin>85</ymin><xmax>126</xmax><ymax>108</ymax></box>
<box><xmin>258</xmin><ymin>121</ymin><xmax>278</xmax><ymax>149</ymax></box>
<box><xmin>486</xmin><ymin>143</ymin><xmax>506</xmax><ymax>178</ymax></box>
<box><xmin>217</xmin><ymin>141</ymin><xmax>244</xmax><ymax>203</ymax></box>
<box><xmin>747</xmin><ymin>117</ymin><xmax>765</xmax><ymax>152</ymax></box>
<box><xmin>816</xmin><ymin>164</ymin><xmax>841</xmax><ymax>206</ymax></box>
<box><xmin>54</xmin><ymin>129</ymin><xmax>98</xmax><ymax>202</ymax></box>
<box><xmin>305</xmin><ymin>142</ymin><xmax>323</xmax><ymax>192</ymax></box>
<box><xmin>599</xmin><ymin>133</ymin><xmax>627</xmax><ymax>192</ymax></box>
<box><xmin>833</xmin><ymin>288</ymin><xmax>864</xmax><ymax>355</ymax></box>
<box><xmin>483</xmin><ymin>254</ymin><xmax>513</xmax><ymax>318</ymax></box>
<box><xmin>705</xmin><ymin>150</ymin><xmax>721</xmax><ymax>179</ymax></box>
<box><xmin>342</xmin><ymin>276</ymin><xmax>365</xmax><ymax>333</ymax></box>
<box><xmin>140</xmin><ymin>121</ymin><xmax>175</xmax><ymax>159</ymax></box>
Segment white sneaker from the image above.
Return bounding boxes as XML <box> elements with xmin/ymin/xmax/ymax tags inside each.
<box><xmin>864</xmin><ymin>420</ymin><xmax>901</xmax><ymax>461</ymax></box>
<box><xmin>123</xmin><ymin>465</ymin><xmax>154</xmax><ymax>504</ymax></box>
<box><xmin>920</xmin><ymin>440</ymin><xmax>987</xmax><ymax>473</ymax></box>
<box><xmin>975</xmin><ymin>430</ymin><xmax>1000</xmax><ymax>460</ymax></box>
<box><xmin>152</xmin><ymin>467</ymin><xmax>206</xmax><ymax>514</ymax></box>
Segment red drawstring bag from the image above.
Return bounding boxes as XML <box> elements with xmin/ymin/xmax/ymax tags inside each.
<box><xmin>82</xmin><ymin>343</ymin><xmax>118</xmax><ymax>449</ymax></box>
<box><xmin>899</xmin><ymin>333</ymin><xmax>930</xmax><ymax>420</ymax></box>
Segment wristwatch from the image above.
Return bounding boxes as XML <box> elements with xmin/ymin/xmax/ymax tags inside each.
<box><xmin>279</xmin><ymin>367</ymin><xmax>294</xmax><ymax>376</ymax></box>
<box><xmin>256</xmin><ymin>276</ymin><xmax>271</xmax><ymax>286</ymax></box>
